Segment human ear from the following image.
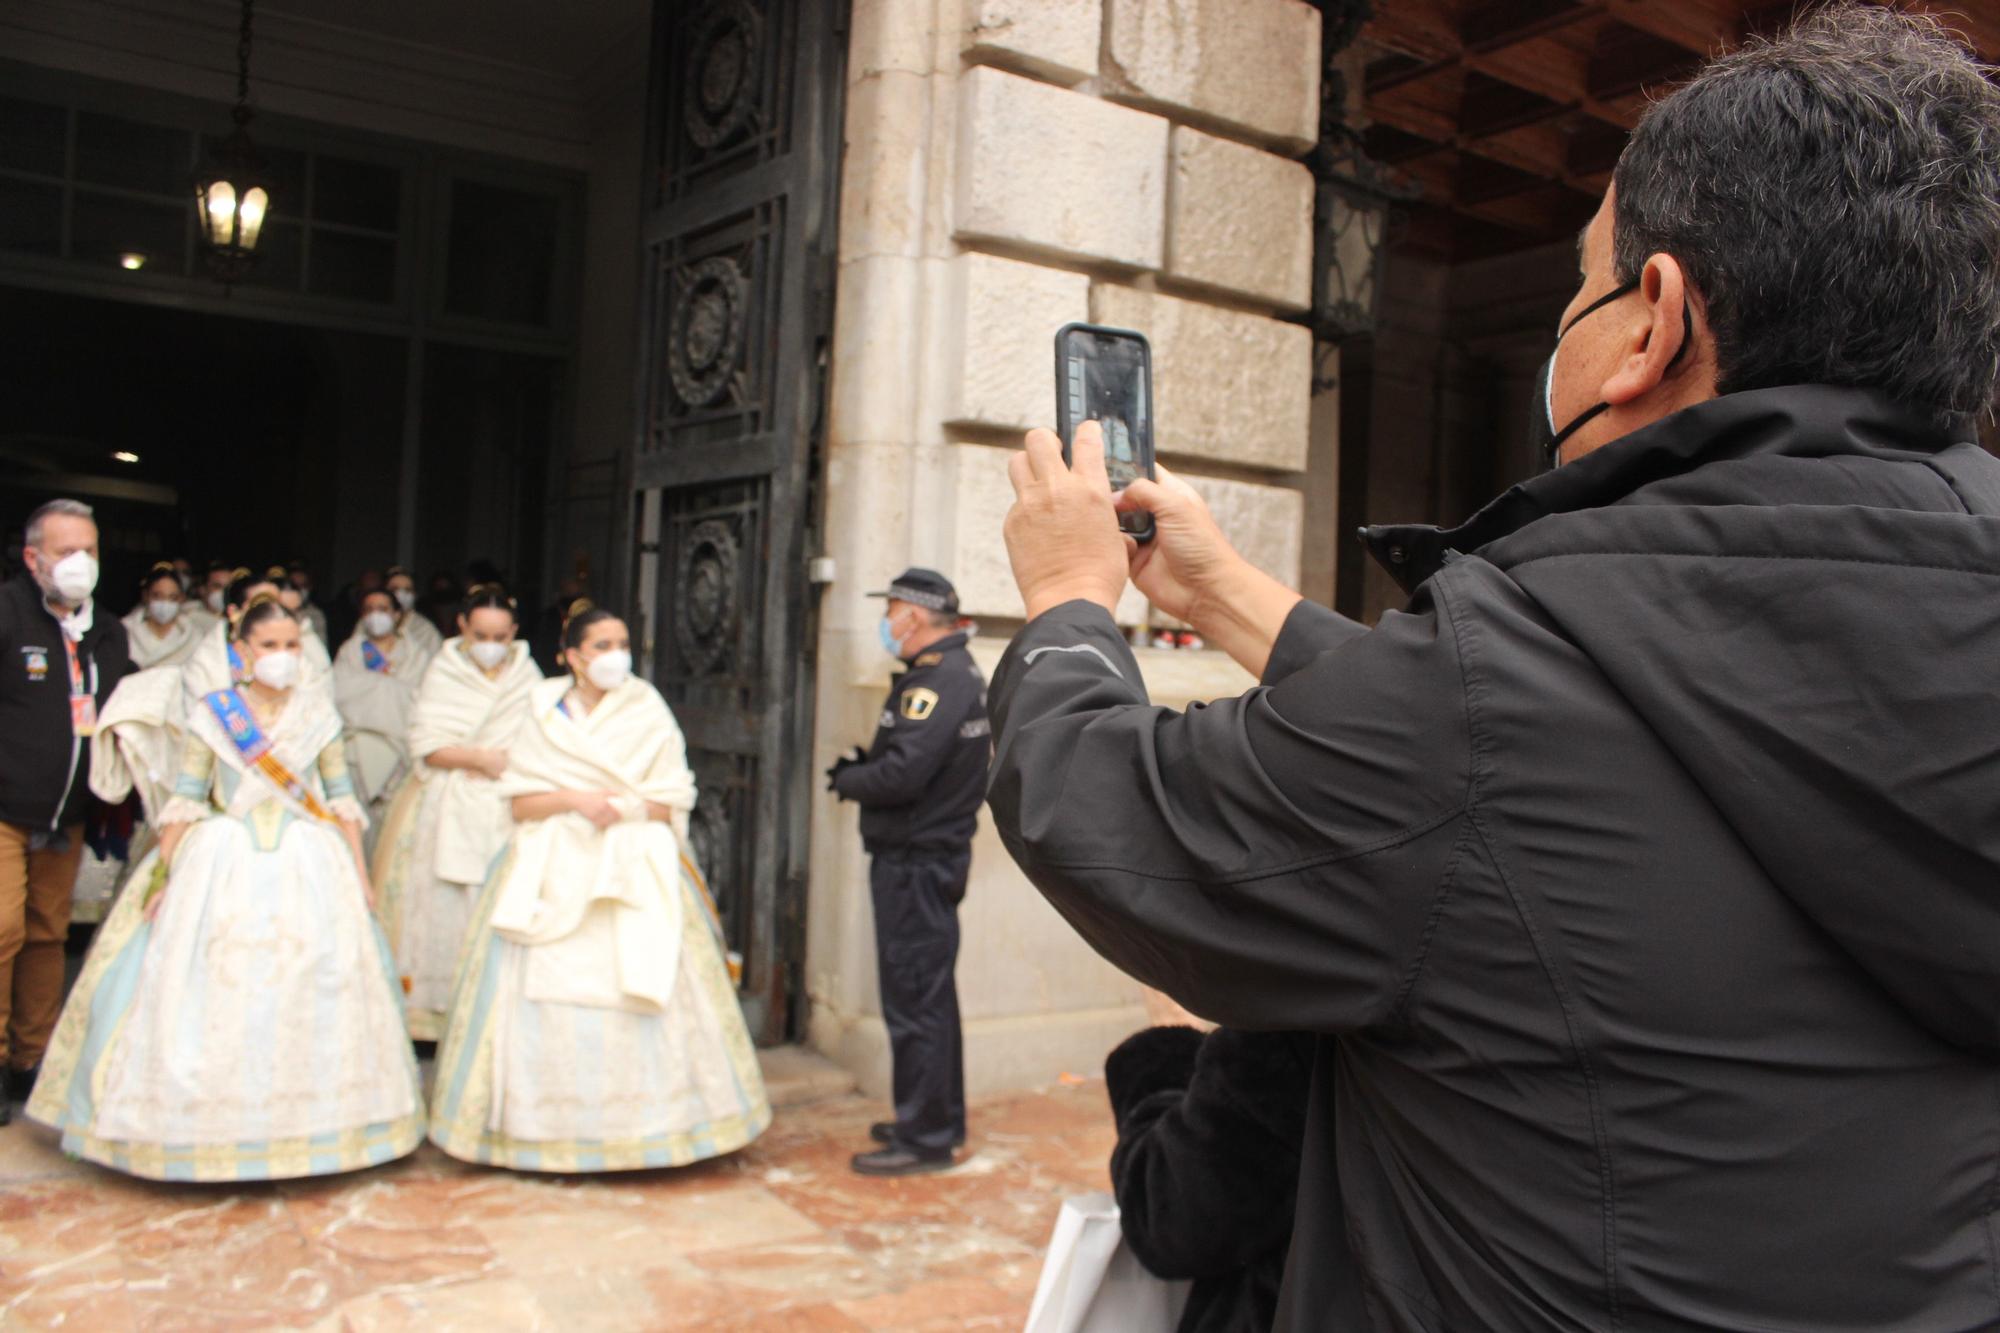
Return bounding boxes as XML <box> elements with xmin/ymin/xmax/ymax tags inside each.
<box><xmin>1599</xmin><ymin>254</ymin><xmax>1693</xmax><ymax>407</ymax></box>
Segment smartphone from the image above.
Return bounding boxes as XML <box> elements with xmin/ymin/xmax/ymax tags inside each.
<box><xmin>1054</xmin><ymin>322</ymin><xmax>1156</xmax><ymax>543</ymax></box>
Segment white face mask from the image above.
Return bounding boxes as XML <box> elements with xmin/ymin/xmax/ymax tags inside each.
<box><xmin>468</xmin><ymin>640</ymin><xmax>510</xmax><ymax>671</ymax></box>
<box><xmin>392</xmin><ymin>588</ymin><xmax>416</xmax><ymax>611</ymax></box>
<box><xmin>251</xmin><ymin>649</ymin><xmax>301</xmax><ymax>691</ymax></box>
<box><xmin>46</xmin><ymin>550</ymin><xmax>98</xmax><ymax>604</ymax></box>
<box><xmin>147</xmin><ymin>598</ymin><xmax>182</xmax><ymax>625</ymax></box>
<box><xmin>362</xmin><ymin>610</ymin><xmax>397</xmax><ymax>639</ymax></box>
<box><xmin>205</xmin><ymin>589</ymin><xmax>226</xmax><ymax>614</ymax></box>
<box><xmin>584</xmin><ymin>649</ymin><xmax>632</xmax><ymax>692</ymax></box>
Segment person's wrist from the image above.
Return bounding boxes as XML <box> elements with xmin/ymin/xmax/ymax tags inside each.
<box><xmin>1182</xmin><ymin>553</ymin><xmax>1258</xmax><ymax>639</ymax></box>
<box><xmin>1023</xmin><ymin>578</ymin><xmax>1119</xmax><ymax>622</ymax></box>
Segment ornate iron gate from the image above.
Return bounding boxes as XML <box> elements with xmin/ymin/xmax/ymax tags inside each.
<box><xmin>631</xmin><ymin>0</ymin><xmax>844</xmax><ymax>1044</ymax></box>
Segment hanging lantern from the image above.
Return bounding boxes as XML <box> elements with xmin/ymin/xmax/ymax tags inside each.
<box><xmin>193</xmin><ymin>0</ymin><xmax>271</xmax><ymax>283</ymax></box>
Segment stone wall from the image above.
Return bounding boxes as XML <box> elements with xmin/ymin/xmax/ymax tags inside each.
<box><xmin>809</xmin><ymin>0</ymin><xmax>1323</xmax><ymax>1099</ymax></box>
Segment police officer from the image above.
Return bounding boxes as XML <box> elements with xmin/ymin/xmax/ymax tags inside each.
<box><xmin>829</xmin><ymin>568</ymin><xmax>990</xmax><ymax>1177</ymax></box>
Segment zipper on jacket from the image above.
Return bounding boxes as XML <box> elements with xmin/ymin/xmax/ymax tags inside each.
<box><xmin>50</xmin><ymin>645</ymin><xmax>92</xmax><ymax>833</ymax></box>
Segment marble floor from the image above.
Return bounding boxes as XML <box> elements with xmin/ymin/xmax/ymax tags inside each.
<box><xmin>0</xmin><ymin>1055</ymin><xmax>1117</xmax><ymax>1331</ymax></box>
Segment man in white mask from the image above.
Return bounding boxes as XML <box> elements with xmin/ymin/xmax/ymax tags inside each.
<box><xmin>0</xmin><ymin>498</ymin><xmax>133</xmax><ymax>1124</ymax></box>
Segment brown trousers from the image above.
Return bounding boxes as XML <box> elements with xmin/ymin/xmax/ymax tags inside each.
<box><xmin>0</xmin><ymin>821</ymin><xmax>82</xmax><ymax>1072</ymax></box>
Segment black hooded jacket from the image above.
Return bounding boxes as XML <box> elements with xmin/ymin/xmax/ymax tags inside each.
<box><xmin>987</xmin><ymin>386</ymin><xmax>2000</xmax><ymax>1329</ymax></box>
<box><xmin>0</xmin><ymin>575</ymin><xmax>133</xmax><ymax>832</ymax></box>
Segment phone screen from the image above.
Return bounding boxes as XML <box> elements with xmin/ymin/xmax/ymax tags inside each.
<box><xmin>1056</xmin><ymin>325</ymin><xmax>1153</xmax><ymax>491</ymax></box>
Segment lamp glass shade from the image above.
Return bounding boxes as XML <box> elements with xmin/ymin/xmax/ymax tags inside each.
<box><xmin>238</xmin><ymin>186</ymin><xmax>268</xmax><ymax>249</ymax></box>
<box><xmin>201</xmin><ymin>179</ymin><xmax>238</xmax><ymax>247</ymax></box>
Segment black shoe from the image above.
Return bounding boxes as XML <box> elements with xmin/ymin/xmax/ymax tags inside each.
<box><xmin>869</xmin><ymin>1121</ymin><xmax>967</xmax><ymax>1149</ymax></box>
<box><xmin>5</xmin><ymin>1065</ymin><xmax>36</xmax><ymax>1103</ymax></box>
<box><xmin>851</xmin><ymin>1144</ymin><xmax>955</xmax><ymax>1177</ymax></box>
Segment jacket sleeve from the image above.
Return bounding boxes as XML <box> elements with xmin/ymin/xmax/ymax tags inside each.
<box><xmin>833</xmin><ymin>668</ymin><xmax>977</xmax><ymax>807</ymax></box>
<box><xmin>1108</xmin><ymin>1027</ymin><xmax>1316</xmax><ymax>1281</ymax></box>
<box><xmin>986</xmin><ymin>589</ymin><xmax>1474</xmax><ymax>1033</ymax></box>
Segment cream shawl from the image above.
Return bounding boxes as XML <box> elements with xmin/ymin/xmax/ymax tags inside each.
<box><xmin>89</xmin><ymin>665</ymin><xmax>188</xmax><ymax>822</ymax></box>
<box><xmin>121</xmin><ymin>608</ymin><xmax>204</xmax><ymax>669</ymax></box>
<box><xmin>489</xmin><ymin>675</ymin><xmax>698</xmax><ymax>1012</ymax></box>
<box><xmin>333</xmin><ymin>629</ymin><xmax>432</xmax><ymax>805</ymax></box>
<box><xmin>406</xmin><ymin>638</ymin><xmax>542</xmax><ymax>885</ymax></box>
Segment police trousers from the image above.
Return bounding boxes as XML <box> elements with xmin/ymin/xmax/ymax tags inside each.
<box><xmin>868</xmin><ymin>844</ymin><xmax>969</xmax><ymax>1153</ymax></box>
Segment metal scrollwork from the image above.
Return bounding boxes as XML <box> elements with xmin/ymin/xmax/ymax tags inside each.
<box><xmin>666</xmin><ymin>255</ymin><xmax>747</xmax><ymax>408</ymax></box>
<box><xmin>690</xmin><ymin>798</ymin><xmax>730</xmax><ymax>902</ymax></box>
<box><xmin>673</xmin><ymin>517</ymin><xmax>739</xmax><ymax>674</ymax></box>
<box><xmin>683</xmin><ymin>0</ymin><xmax>762</xmax><ymax>150</ymax></box>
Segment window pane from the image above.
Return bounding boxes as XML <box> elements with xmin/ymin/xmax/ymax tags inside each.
<box><xmin>0</xmin><ymin>97</ymin><xmax>65</xmax><ymax>177</ymax></box>
<box><xmin>234</xmin><ymin>218</ymin><xmax>302</xmax><ymax>290</ymax></box>
<box><xmin>71</xmin><ymin>190</ymin><xmax>186</xmax><ymax>272</ymax></box>
<box><xmin>76</xmin><ymin>112</ymin><xmax>190</xmax><ymax>196</ymax></box>
<box><xmin>312</xmin><ymin>155</ymin><xmax>400</xmax><ymax>231</ymax></box>
<box><xmin>443</xmin><ymin>180</ymin><xmax>560</xmax><ymax>326</ymax></box>
<box><xmin>307</xmin><ymin>230</ymin><xmax>396</xmax><ymax>303</ymax></box>
<box><xmin>0</xmin><ymin>177</ymin><xmax>62</xmax><ymax>255</ymax></box>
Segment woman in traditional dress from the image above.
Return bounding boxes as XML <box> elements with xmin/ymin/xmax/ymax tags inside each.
<box><xmin>385</xmin><ymin>566</ymin><xmax>444</xmax><ymax>662</ymax></box>
<box><xmin>374</xmin><ymin>585</ymin><xmax>541</xmax><ymax>1040</ymax></box>
<box><xmin>333</xmin><ymin>587</ymin><xmax>436</xmax><ymax>823</ymax></box>
<box><xmin>184</xmin><ymin>570</ymin><xmax>333</xmax><ymax>702</ymax></box>
<box><xmin>27</xmin><ymin>599</ymin><xmax>423</xmax><ymax>1181</ymax></box>
<box><xmin>121</xmin><ymin>563</ymin><xmax>203</xmax><ymax>669</ymax></box>
<box><xmin>429</xmin><ymin>605</ymin><xmax>769</xmax><ymax>1171</ymax></box>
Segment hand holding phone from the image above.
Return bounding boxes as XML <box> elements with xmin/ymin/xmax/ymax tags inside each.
<box><xmin>1055</xmin><ymin>323</ymin><xmax>1157</xmax><ymax>543</ymax></box>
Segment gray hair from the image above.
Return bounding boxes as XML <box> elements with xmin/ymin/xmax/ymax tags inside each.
<box><xmin>1613</xmin><ymin>2</ymin><xmax>2000</xmax><ymax>428</ymax></box>
<box><xmin>24</xmin><ymin>498</ymin><xmax>94</xmax><ymax>549</ymax></box>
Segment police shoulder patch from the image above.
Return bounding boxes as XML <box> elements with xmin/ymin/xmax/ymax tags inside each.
<box><xmin>901</xmin><ymin>687</ymin><xmax>940</xmax><ymax>721</ymax></box>
<box><xmin>914</xmin><ymin>652</ymin><xmax>944</xmax><ymax>667</ymax></box>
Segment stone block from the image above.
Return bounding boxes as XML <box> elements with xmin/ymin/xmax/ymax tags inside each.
<box><xmin>954</xmin><ymin>66</ymin><xmax>1168</xmax><ymax>270</ymax></box>
<box><xmin>961</xmin><ymin>0</ymin><xmax>1100</xmax><ymax>85</ymax></box>
<box><xmin>945</xmin><ymin>252</ymin><xmax>1089</xmax><ymax>430</ymax></box>
<box><xmin>850</xmin><ymin>0</ymin><xmax>935</xmax><ymax>80</ymax></box>
<box><xmin>1090</xmin><ymin>285</ymin><xmax>1312</xmax><ymax>472</ymax></box>
<box><xmin>1104</xmin><ymin>0</ymin><xmax>1320</xmax><ymax>152</ymax></box>
<box><xmin>838</xmin><ymin>71</ymin><xmax>932</xmax><ymax>261</ymax></box>
<box><xmin>947</xmin><ymin>443</ymin><xmax>1149</xmax><ymax>625</ymax></box>
<box><xmin>1167</xmin><ymin>126</ymin><xmax>1314</xmax><ymax>310</ymax></box>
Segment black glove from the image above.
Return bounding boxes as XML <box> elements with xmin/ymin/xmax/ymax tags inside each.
<box><xmin>826</xmin><ymin>746</ymin><xmax>867</xmax><ymax>794</ymax></box>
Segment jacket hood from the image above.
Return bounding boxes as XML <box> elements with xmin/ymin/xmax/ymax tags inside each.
<box><xmin>1372</xmin><ymin>386</ymin><xmax>2000</xmax><ymax>1053</ymax></box>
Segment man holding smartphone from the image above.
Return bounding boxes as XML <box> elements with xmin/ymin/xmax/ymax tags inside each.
<box><xmin>988</xmin><ymin>7</ymin><xmax>2000</xmax><ymax>1327</ymax></box>
<box><xmin>828</xmin><ymin>568</ymin><xmax>991</xmax><ymax>1177</ymax></box>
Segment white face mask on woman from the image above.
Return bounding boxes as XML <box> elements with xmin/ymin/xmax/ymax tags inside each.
<box><xmin>205</xmin><ymin>589</ymin><xmax>226</xmax><ymax>614</ymax></box>
<box><xmin>251</xmin><ymin>649</ymin><xmax>301</xmax><ymax>691</ymax></box>
<box><xmin>468</xmin><ymin>639</ymin><xmax>509</xmax><ymax>671</ymax></box>
<box><xmin>584</xmin><ymin>650</ymin><xmax>632</xmax><ymax>692</ymax></box>
<box><xmin>147</xmin><ymin>598</ymin><xmax>182</xmax><ymax>625</ymax></box>
<box><xmin>392</xmin><ymin>588</ymin><xmax>416</xmax><ymax>611</ymax></box>
<box><xmin>362</xmin><ymin>610</ymin><xmax>397</xmax><ymax>639</ymax></box>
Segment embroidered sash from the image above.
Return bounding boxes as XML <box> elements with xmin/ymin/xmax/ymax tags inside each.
<box><xmin>203</xmin><ymin>689</ymin><xmax>340</xmax><ymax>824</ymax></box>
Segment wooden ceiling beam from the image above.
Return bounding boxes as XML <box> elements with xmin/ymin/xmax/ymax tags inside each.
<box><xmin>1459</xmin><ymin>184</ymin><xmax>1598</xmax><ymax>238</ymax></box>
<box><xmin>1466</xmin><ymin>119</ymin><xmax>1574</xmax><ymax>181</ymax></box>
<box><xmin>1464</xmin><ymin>32</ymin><xmax>1594</xmax><ymax>104</ymax></box>
<box><xmin>1369</xmin><ymin>72</ymin><xmax>1466</xmax><ymax>145</ymax></box>
<box><xmin>1360</xmin><ymin>0</ymin><xmax>1462</xmax><ymax>64</ymax></box>
<box><xmin>1601</xmin><ymin>0</ymin><xmax>1736</xmax><ymax>55</ymax></box>
<box><xmin>1460</xmin><ymin>0</ymin><xmax>1597</xmax><ymax>54</ymax></box>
